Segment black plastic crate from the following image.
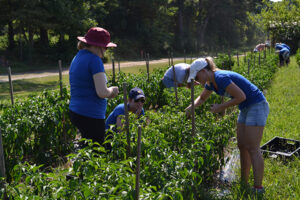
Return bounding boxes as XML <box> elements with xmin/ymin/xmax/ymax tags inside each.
<box><xmin>260</xmin><ymin>136</ymin><xmax>300</xmax><ymax>158</ymax></box>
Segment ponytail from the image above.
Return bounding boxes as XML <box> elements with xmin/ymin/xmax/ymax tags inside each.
<box><xmin>205</xmin><ymin>57</ymin><xmax>218</xmax><ymax>72</ymax></box>
<box><xmin>77</xmin><ymin>41</ymin><xmax>90</xmax><ymax>50</ymax></box>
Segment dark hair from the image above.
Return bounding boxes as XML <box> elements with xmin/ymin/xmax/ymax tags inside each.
<box><xmin>77</xmin><ymin>41</ymin><xmax>91</xmax><ymax>50</ymax></box>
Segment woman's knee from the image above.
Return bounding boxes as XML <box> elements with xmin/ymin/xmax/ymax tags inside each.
<box><xmin>247</xmin><ymin>147</ymin><xmax>262</xmax><ymax>157</ymax></box>
<box><xmin>237</xmin><ymin>142</ymin><xmax>249</xmax><ymax>152</ymax></box>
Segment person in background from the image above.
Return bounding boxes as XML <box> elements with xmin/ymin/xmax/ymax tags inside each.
<box><xmin>105</xmin><ymin>87</ymin><xmax>145</xmax><ymax>132</ymax></box>
<box><xmin>253</xmin><ymin>43</ymin><xmax>269</xmax><ymax>52</ymax></box>
<box><xmin>185</xmin><ymin>57</ymin><xmax>269</xmax><ymax>194</ymax></box>
<box><xmin>275</xmin><ymin>43</ymin><xmax>290</xmax><ymax>66</ymax></box>
<box><xmin>69</xmin><ymin>27</ymin><xmax>119</xmax><ymax>149</ymax></box>
<box><xmin>161</xmin><ymin>63</ymin><xmax>198</xmax><ymax>88</ymax></box>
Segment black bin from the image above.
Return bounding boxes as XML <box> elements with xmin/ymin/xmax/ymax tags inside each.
<box><xmin>260</xmin><ymin>136</ymin><xmax>300</xmax><ymax>158</ymax></box>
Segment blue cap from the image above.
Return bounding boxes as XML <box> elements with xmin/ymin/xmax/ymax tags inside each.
<box><xmin>129</xmin><ymin>87</ymin><xmax>145</xmax><ymax>100</ymax></box>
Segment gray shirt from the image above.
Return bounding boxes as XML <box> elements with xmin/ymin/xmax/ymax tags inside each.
<box><xmin>163</xmin><ymin>63</ymin><xmax>190</xmax><ymax>84</ymax></box>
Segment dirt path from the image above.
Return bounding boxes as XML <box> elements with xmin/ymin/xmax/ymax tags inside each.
<box><xmin>0</xmin><ymin>58</ymin><xmax>183</xmax><ymax>83</ymax></box>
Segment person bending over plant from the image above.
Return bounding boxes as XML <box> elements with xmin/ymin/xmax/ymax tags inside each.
<box><xmin>105</xmin><ymin>87</ymin><xmax>145</xmax><ymax>132</ymax></box>
<box><xmin>185</xmin><ymin>57</ymin><xmax>269</xmax><ymax>194</ymax></box>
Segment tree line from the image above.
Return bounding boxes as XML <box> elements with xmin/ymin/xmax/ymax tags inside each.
<box><xmin>0</xmin><ymin>0</ymin><xmax>267</xmax><ymax>64</ymax></box>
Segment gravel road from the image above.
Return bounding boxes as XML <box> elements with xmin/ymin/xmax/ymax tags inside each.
<box><xmin>0</xmin><ymin>58</ymin><xmax>184</xmax><ymax>83</ymax></box>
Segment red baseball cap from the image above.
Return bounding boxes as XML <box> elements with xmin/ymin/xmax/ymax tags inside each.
<box><xmin>77</xmin><ymin>27</ymin><xmax>117</xmax><ymax>48</ymax></box>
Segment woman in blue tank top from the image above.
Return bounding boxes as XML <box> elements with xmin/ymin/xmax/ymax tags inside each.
<box><xmin>185</xmin><ymin>57</ymin><xmax>269</xmax><ymax>193</ymax></box>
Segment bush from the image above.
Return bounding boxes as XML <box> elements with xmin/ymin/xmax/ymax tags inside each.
<box><xmin>215</xmin><ymin>53</ymin><xmax>235</xmax><ymax>70</ymax></box>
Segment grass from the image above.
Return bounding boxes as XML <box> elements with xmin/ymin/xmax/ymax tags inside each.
<box><xmin>263</xmin><ymin>58</ymin><xmax>300</xmax><ymax>141</ymax></box>
<box><xmin>0</xmin><ymin>60</ymin><xmax>185</xmax><ymax>101</ymax></box>
<box><xmin>227</xmin><ymin>57</ymin><xmax>300</xmax><ymax>200</ymax></box>
<box><xmin>261</xmin><ymin>57</ymin><xmax>300</xmax><ymax>200</ymax></box>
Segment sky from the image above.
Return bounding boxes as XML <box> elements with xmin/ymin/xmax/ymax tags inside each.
<box><xmin>270</xmin><ymin>0</ymin><xmax>282</xmax><ymax>2</ymax></box>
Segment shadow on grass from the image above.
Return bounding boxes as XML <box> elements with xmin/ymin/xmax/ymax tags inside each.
<box><xmin>0</xmin><ymin>79</ymin><xmax>60</xmax><ymax>100</ymax></box>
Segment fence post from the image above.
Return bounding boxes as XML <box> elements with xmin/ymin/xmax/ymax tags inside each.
<box><xmin>135</xmin><ymin>125</ymin><xmax>142</xmax><ymax>200</ymax></box>
<box><xmin>58</xmin><ymin>60</ymin><xmax>66</xmax><ymax>143</ymax></box>
<box><xmin>112</xmin><ymin>58</ymin><xmax>115</xmax><ymax>84</ymax></box>
<box><xmin>171</xmin><ymin>52</ymin><xmax>174</xmax><ymax>66</ymax></box>
<box><xmin>123</xmin><ymin>83</ymin><xmax>130</xmax><ymax>157</ymax></box>
<box><xmin>7</xmin><ymin>66</ymin><xmax>14</xmax><ymax>105</ymax></box>
<box><xmin>168</xmin><ymin>51</ymin><xmax>170</xmax><ymax>67</ymax></box>
<box><xmin>172</xmin><ymin>65</ymin><xmax>178</xmax><ymax>105</ymax></box>
<box><xmin>0</xmin><ymin>129</ymin><xmax>6</xmax><ymax>179</ymax></box>
<box><xmin>146</xmin><ymin>53</ymin><xmax>150</xmax><ymax>81</ymax></box>
<box><xmin>259</xmin><ymin>51</ymin><xmax>261</xmax><ymax>66</ymax></box>
<box><xmin>191</xmin><ymin>79</ymin><xmax>195</xmax><ymax>140</ymax></box>
<box><xmin>248</xmin><ymin>58</ymin><xmax>250</xmax><ymax>76</ymax></box>
<box><xmin>236</xmin><ymin>51</ymin><xmax>239</xmax><ymax>67</ymax></box>
<box><xmin>184</xmin><ymin>49</ymin><xmax>186</xmax><ymax>63</ymax></box>
<box><xmin>58</xmin><ymin>60</ymin><xmax>63</xmax><ymax>97</ymax></box>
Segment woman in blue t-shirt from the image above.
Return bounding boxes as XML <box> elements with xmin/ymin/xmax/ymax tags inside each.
<box><xmin>185</xmin><ymin>57</ymin><xmax>269</xmax><ymax>193</ymax></box>
<box><xmin>69</xmin><ymin>27</ymin><xmax>119</xmax><ymax>148</ymax></box>
<box><xmin>106</xmin><ymin>87</ymin><xmax>145</xmax><ymax>131</ymax></box>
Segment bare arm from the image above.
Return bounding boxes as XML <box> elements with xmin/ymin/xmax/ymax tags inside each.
<box><xmin>93</xmin><ymin>72</ymin><xmax>119</xmax><ymax>98</ymax></box>
<box><xmin>211</xmin><ymin>82</ymin><xmax>246</xmax><ymax>113</ymax></box>
<box><xmin>185</xmin><ymin>88</ymin><xmax>212</xmax><ymax>116</ymax></box>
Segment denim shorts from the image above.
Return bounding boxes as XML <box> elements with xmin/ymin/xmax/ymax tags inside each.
<box><xmin>237</xmin><ymin>100</ymin><xmax>269</xmax><ymax>126</ymax></box>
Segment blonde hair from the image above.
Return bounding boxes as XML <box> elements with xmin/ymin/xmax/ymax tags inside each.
<box><xmin>77</xmin><ymin>41</ymin><xmax>90</xmax><ymax>50</ymax></box>
<box><xmin>205</xmin><ymin>57</ymin><xmax>219</xmax><ymax>72</ymax></box>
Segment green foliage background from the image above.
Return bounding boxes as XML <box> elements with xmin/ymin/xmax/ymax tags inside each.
<box><xmin>0</xmin><ymin>0</ymin><xmax>268</xmax><ymax>65</ymax></box>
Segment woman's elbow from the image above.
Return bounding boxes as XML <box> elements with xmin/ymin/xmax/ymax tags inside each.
<box><xmin>238</xmin><ymin>94</ymin><xmax>246</xmax><ymax>103</ymax></box>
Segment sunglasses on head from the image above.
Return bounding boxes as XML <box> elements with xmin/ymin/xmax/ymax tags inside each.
<box><xmin>134</xmin><ymin>98</ymin><xmax>145</xmax><ymax>103</ymax></box>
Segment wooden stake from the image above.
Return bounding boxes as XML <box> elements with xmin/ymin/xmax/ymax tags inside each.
<box><xmin>112</xmin><ymin>59</ymin><xmax>115</xmax><ymax>84</ymax></box>
<box><xmin>172</xmin><ymin>65</ymin><xmax>178</xmax><ymax>105</ymax></box>
<box><xmin>7</xmin><ymin>66</ymin><xmax>14</xmax><ymax>105</ymax></box>
<box><xmin>58</xmin><ymin>60</ymin><xmax>66</xmax><ymax>144</ymax></box>
<box><xmin>58</xmin><ymin>60</ymin><xmax>63</xmax><ymax>97</ymax></box>
<box><xmin>0</xmin><ymin>129</ymin><xmax>6</xmax><ymax>178</ymax></box>
<box><xmin>135</xmin><ymin>125</ymin><xmax>142</xmax><ymax>200</ymax></box>
<box><xmin>191</xmin><ymin>79</ymin><xmax>195</xmax><ymax>140</ymax></box>
<box><xmin>123</xmin><ymin>83</ymin><xmax>130</xmax><ymax>157</ymax></box>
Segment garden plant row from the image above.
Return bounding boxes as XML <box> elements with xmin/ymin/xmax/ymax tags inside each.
<box><xmin>0</xmin><ymin>52</ymin><xmax>278</xmax><ymax>199</ymax></box>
